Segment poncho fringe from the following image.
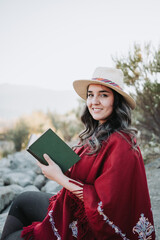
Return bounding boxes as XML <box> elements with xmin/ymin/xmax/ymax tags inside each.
<box><xmin>21</xmin><ymin>193</ymin><xmax>59</xmax><ymax>240</ymax></box>
<box><xmin>68</xmin><ymin>191</ymin><xmax>89</xmax><ymax>239</ymax></box>
<box><xmin>21</xmin><ymin>222</ymin><xmax>38</xmax><ymax>239</ymax></box>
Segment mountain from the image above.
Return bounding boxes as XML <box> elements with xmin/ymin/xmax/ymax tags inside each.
<box><xmin>0</xmin><ymin>84</ymin><xmax>79</xmax><ymax>120</ymax></box>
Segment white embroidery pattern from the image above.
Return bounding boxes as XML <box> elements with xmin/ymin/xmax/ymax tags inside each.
<box><xmin>48</xmin><ymin>210</ymin><xmax>61</xmax><ymax>240</ymax></box>
<box><xmin>97</xmin><ymin>201</ymin><xmax>129</xmax><ymax>240</ymax></box>
<box><xmin>69</xmin><ymin>220</ymin><xmax>78</xmax><ymax>238</ymax></box>
<box><xmin>132</xmin><ymin>213</ymin><xmax>154</xmax><ymax>239</ymax></box>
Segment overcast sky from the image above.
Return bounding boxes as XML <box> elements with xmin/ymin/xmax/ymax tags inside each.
<box><xmin>0</xmin><ymin>0</ymin><xmax>159</xmax><ymax>91</ymax></box>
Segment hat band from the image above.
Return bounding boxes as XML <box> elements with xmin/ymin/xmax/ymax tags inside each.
<box><xmin>92</xmin><ymin>78</ymin><xmax>123</xmax><ymax>90</ymax></box>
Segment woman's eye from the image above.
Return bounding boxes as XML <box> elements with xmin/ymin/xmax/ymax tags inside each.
<box><xmin>87</xmin><ymin>93</ymin><xmax>93</xmax><ymax>98</ymax></box>
<box><xmin>101</xmin><ymin>94</ymin><xmax>108</xmax><ymax>97</ymax></box>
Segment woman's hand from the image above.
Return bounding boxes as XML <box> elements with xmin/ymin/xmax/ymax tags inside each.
<box><xmin>36</xmin><ymin>153</ymin><xmax>84</xmax><ymax>201</ymax></box>
<box><xmin>36</xmin><ymin>153</ymin><xmax>64</xmax><ymax>182</ymax></box>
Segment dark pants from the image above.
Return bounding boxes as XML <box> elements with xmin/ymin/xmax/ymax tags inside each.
<box><xmin>1</xmin><ymin>191</ymin><xmax>53</xmax><ymax>240</ymax></box>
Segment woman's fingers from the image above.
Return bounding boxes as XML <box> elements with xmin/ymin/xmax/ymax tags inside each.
<box><xmin>35</xmin><ymin>154</ymin><xmax>53</xmax><ymax>168</ymax></box>
<box><xmin>43</xmin><ymin>153</ymin><xmax>54</xmax><ymax>165</ymax></box>
<box><xmin>35</xmin><ymin>153</ymin><xmax>63</xmax><ymax>181</ymax></box>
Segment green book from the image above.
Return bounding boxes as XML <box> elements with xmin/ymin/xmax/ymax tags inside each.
<box><xmin>27</xmin><ymin>128</ymin><xmax>80</xmax><ymax>173</ymax></box>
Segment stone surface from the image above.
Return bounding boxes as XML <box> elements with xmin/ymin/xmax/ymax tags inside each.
<box><xmin>22</xmin><ymin>185</ymin><xmax>40</xmax><ymax>192</ymax></box>
<box><xmin>0</xmin><ymin>187</ymin><xmax>15</xmax><ymax>213</ymax></box>
<box><xmin>0</xmin><ymin>150</ymin><xmax>62</xmax><ymax>237</ymax></box>
<box><xmin>0</xmin><ymin>212</ymin><xmax>8</xmax><ymax>239</ymax></box>
<box><xmin>3</xmin><ymin>171</ymin><xmax>34</xmax><ymax>187</ymax></box>
<box><xmin>145</xmin><ymin>161</ymin><xmax>160</xmax><ymax>240</ymax></box>
<box><xmin>41</xmin><ymin>180</ymin><xmax>62</xmax><ymax>194</ymax></box>
<box><xmin>34</xmin><ymin>174</ymin><xmax>46</xmax><ymax>189</ymax></box>
<box><xmin>0</xmin><ymin>184</ymin><xmax>23</xmax><ymax>212</ymax></box>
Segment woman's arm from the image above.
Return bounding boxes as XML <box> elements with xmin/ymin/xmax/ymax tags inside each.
<box><xmin>36</xmin><ymin>153</ymin><xmax>84</xmax><ymax>201</ymax></box>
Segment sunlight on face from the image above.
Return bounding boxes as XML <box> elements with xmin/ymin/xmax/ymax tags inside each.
<box><xmin>87</xmin><ymin>84</ymin><xmax>114</xmax><ymax>124</ymax></box>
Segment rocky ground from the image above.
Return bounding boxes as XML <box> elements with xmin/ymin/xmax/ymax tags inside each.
<box><xmin>0</xmin><ymin>151</ymin><xmax>63</xmax><ymax>239</ymax></box>
<box><xmin>145</xmin><ymin>158</ymin><xmax>160</xmax><ymax>240</ymax></box>
<box><xmin>0</xmin><ymin>151</ymin><xmax>159</xmax><ymax>239</ymax></box>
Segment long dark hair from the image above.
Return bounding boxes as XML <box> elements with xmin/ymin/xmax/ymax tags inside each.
<box><xmin>77</xmin><ymin>89</ymin><xmax>138</xmax><ymax>154</ymax></box>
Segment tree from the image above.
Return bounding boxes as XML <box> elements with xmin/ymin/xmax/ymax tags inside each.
<box><xmin>112</xmin><ymin>43</ymin><xmax>160</xmax><ymax>141</ymax></box>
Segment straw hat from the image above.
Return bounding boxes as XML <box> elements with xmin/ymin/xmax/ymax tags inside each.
<box><xmin>73</xmin><ymin>67</ymin><xmax>136</xmax><ymax>109</ymax></box>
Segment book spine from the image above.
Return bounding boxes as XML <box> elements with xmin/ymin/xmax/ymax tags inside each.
<box><xmin>27</xmin><ymin>149</ymin><xmax>48</xmax><ymax>165</ymax></box>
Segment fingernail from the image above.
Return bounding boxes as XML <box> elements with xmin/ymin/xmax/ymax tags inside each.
<box><xmin>43</xmin><ymin>153</ymin><xmax>48</xmax><ymax>158</ymax></box>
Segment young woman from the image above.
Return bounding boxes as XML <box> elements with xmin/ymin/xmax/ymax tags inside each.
<box><xmin>1</xmin><ymin>67</ymin><xmax>155</xmax><ymax>240</ymax></box>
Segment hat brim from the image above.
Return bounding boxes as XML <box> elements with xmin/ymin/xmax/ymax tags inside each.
<box><xmin>73</xmin><ymin>79</ymin><xmax>136</xmax><ymax>110</ymax></box>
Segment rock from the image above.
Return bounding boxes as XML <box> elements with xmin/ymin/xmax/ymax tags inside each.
<box><xmin>0</xmin><ymin>186</ymin><xmax>15</xmax><ymax>213</ymax></box>
<box><xmin>9</xmin><ymin>151</ymin><xmax>34</xmax><ymax>167</ymax></box>
<box><xmin>0</xmin><ymin>212</ymin><xmax>8</xmax><ymax>239</ymax></box>
<box><xmin>2</xmin><ymin>151</ymin><xmax>39</xmax><ymax>172</ymax></box>
<box><xmin>0</xmin><ymin>178</ymin><xmax>4</xmax><ymax>186</ymax></box>
<box><xmin>3</xmin><ymin>171</ymin><xmax>34</xmax><ymax>187</ymax></box>
<box><xmin>41</xmin><ymin>180</ymin><xmax>62</xmax><ymax>194</ymax></box>
<box><xmin>0</xmin><ymin>167</ymin><xmax>11</xmax><ymax>177</ymax></box>
<box><xmin>0</xmin><ymin>185</ymin><xmax>23</xmax><ymax>213</ymax></box>
<box><xmin>34</xmin><ymin>174</ymin><xmax>46</xmax><ymax>189</ymax></box>
<box><xmin>145</xmin><ymin>158</ymin><xmax>160</xmax><ymax>170</ymax></box>
<box><xmin>0</xmin><ymin>157</ymin><xmax>10</xmax><ymax>168</ymax></box>
<box><xmin>9</xmin><ymin>184</ymin><xmax>24</xmax><ymax>196</ymax></box>
<box><xmin>22</xmin><ymin>185</ymin><xmax>40</xmax><ymax>192</ymax></box>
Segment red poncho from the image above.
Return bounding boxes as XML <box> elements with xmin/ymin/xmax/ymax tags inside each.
<box><xmin>21</xmin><ymin>132</ymin><xmax>155</xmax><ymax>239</ymax></box>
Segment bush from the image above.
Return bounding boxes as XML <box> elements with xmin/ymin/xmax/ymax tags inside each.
<box><xmin>6</xmin><ymin>119</ymin><xmax>29</xmax><ymax>151</ymax></box>
<box><xmin>113</xmin><ymin>43</ymin><xmax>160</xmax><ymax>142</ymax></box>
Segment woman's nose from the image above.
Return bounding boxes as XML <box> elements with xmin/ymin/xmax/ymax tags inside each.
<box><xmin>92</xmin><ymin>96</ymin><xmax>100</xmax><ymax>104</ymax></box>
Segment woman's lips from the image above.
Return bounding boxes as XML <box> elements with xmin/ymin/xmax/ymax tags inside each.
<box><xmin>92</xmin><ymin>108</ymin><xmax>103</xmax><ymax>113</ymax></box>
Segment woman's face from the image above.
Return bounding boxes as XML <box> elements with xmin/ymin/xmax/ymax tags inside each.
<box><xmin>87</xmin><ymin>84</ymin><xmax>114</xmax><ymax>124</ymax></box>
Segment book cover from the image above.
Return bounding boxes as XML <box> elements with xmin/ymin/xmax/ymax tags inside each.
<box><xmin>27</xmin><ymin>128</ymin><xmax>81</xmax><ymax>173</ymax></box>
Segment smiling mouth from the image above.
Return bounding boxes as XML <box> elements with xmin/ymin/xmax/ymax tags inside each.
<box><xmin>92</xmin><ymin>108</ymin><xmax>102</xmax><ymax>112</ymax></box>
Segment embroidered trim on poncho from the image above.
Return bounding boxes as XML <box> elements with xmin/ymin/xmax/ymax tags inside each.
<box><xmin>132</xmin><ymin>213</ymin><xmax>154</xmax><ymax>239</ymax></box>
<box><xmin>97</xmin><ymin>201</ymin><xmax>129</xmax><ymax>240</ymax></box>
<box><xmin>69</xmin><ymin>220</ymin><xmax>78</xmax><ymax>238</ymax></box>
<box><xmin>48</xmin><ymin>210</ymin><xmax>61</xmax><ymax>240</ymax></box>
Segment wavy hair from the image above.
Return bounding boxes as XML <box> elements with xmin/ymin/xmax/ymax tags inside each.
<box><xmin>77</xmin><ymin>89</ymin><xmax>138</xmax><ymax>154</ymax></box>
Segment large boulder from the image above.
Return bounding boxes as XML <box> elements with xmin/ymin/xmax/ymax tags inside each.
<box><xmin>3</xmin><ymin>171</ymin><xmax>35</xmax><ymax>187</ymax></box>
<box><xmin>0</xmin><ymin>184</ymin><xmax>23</xmax><ymax>212</ymax></box>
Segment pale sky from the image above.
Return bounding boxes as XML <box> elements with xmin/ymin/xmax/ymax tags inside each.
<box><xmin>0</xmin><ymin>0</ymin><xmax>159</xmax><ymax>91</ymax></box>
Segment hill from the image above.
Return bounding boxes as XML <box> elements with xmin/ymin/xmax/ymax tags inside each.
<box><xmin>0</xmin><ymin>84</ymin><xmax>79</xmax><ymax>120</ymax></box>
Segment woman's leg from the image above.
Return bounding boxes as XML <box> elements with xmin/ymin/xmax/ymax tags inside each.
<box><xmin>1</xmin><ymin>191</ymin><xmax>52</xmax><ymax>240</ymax></box>
<box><xmin>3</xmin><ymin>230</ymin><xmax>22</xmax><ymax>240</ymax></box>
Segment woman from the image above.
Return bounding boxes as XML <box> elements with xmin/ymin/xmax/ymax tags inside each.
<box><xmin>1</xmin><ymin>67</ymin><xmax>155</xmax><ymax>240</ymax></box>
